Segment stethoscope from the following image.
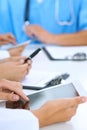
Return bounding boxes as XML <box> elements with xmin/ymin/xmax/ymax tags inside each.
<box><xmin>55</xmin><ymin>0</ymin><xmax>75</xmax><ymax>26</ymax></box>
<box><xmin>24</xmin><ymin>0</ymin><xmax>75</xmax><ymax>28</ymax></box>
<box><xmin>23</xmin><ymin>0</ymin><xmax>30</xmax><ymax>29</ymax></box>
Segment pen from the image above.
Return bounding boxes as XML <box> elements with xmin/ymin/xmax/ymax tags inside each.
<box><xmin>45</xmin><ymin>73</ymin><xmax>70</xmax><ymax>87</ymax></box>
<box><xmin>25</xmin><ymin>48</ymin><xmax>41</xmax><ymax>63</ymax></box>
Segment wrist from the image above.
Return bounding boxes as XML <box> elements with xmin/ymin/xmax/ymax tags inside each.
<box><xmin>31</xmin><ymin>108</ymin><xmax>46</xmax><ymax>127</ymax></box>
<box><xmin>47</xmin><ymin>34</ymin><xmax>58</xmax><ymax>45</ymax></box>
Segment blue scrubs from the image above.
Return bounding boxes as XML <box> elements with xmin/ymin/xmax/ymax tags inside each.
<box><xmin>0</xmin><ymin>0</ymin><xmax>87</xmax><ymax>43</ymax></box>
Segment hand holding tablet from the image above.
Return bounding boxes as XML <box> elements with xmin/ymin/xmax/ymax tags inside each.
<box><xmin>8</xmin><ymin>41</ymin><xmax>31</xmax><ymax>56</ymax></box>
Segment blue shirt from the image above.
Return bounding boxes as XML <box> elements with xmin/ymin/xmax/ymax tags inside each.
<box><xmin>0</xmin><ymin>0</ymin><xmax>87</xmax><ymax>43</ymax></box>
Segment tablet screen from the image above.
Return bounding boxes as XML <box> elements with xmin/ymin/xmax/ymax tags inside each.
<box><xmin>28</xmin><ymin>83</ymin><xmax>79</xmax><ymax>109</ymax></box>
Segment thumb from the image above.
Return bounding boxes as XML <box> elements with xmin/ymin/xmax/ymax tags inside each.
<box><xmin>73</xmin><ymin>96</ymin><xmax>87</xmax><ymax>104</ymax></box>
<box><xmin>67</xmin><ymin>96</ymin><xmax>87</xmax><ymax>108</ymax></box>
<box><xmin>0</xmin><ymin>92</ymin><xmax>20</xmax><ymax>101</ymax></box>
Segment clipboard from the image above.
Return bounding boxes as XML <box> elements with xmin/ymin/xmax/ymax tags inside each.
<box><xmin>42</xmin><ymin>47</ymin><xmax>65</xmax><ymax>61</ymax></box>
<box><xmin>43</xmin><ymin>46</ymin><xmax>87</xmax><ymax>61</ymax></box>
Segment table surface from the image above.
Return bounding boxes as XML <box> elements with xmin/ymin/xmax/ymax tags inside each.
<box><xmin>23</xmin><ymin>44</ymin><xmax>87</xmax><ymax>130</ymax></box>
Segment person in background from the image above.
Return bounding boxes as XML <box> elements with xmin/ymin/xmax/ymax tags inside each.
<box><xmin>0</xmin><ymin>0</ymin><xmax>87</xmax><ymax>46</ymax></box>
<box><xmin>0</xmin><ymin>33</ymin><xmax>28</xmax><ymax>58</ymax></box>
<box><xmin>0</xmin><ymin>78</ymin><xmax>87</xmax><ymax>130</ymax></box>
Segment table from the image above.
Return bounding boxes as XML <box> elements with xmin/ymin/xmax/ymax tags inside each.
<box><xmin>23</xmin><ymin>44</ymin><xmax>87</xmax><ymax>130</ymax></box>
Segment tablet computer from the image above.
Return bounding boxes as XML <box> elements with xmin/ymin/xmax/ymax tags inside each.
<box><xmin>7</xmin><ymin>40</ymin><xmax>31</xmax><ymax>50</ymax></box>
<box><xmin>27</xmin><ymin>81</ymin><xmax>87</xmax><ymax>109</ymax></box>
<box><xmin>5</xmin><ymin>81</ymin><xmax>87</xmax><ymax>110</ymax></box>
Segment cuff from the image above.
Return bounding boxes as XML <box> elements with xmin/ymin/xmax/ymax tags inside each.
<box><xmin>0</xmin><ymin>50</ymin><xmax>10</xmax><ymax>59</ymax></box>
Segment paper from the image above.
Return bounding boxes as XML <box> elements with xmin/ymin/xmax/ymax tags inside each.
<box><xmin>21</xmin><ymin>70</ymin><xmax>62</xmax><ymax>89</ymax></box>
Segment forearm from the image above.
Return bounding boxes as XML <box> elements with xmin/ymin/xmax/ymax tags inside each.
<box><xmin>52</xmin><ymin>30</ymin><xmax>87</xmax><ymax>46</ymax></box>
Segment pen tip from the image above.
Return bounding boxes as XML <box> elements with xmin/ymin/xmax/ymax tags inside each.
<box><xmin>62</xmin><ymin>73</ymin><xmax>70</xmax><ymax>80</ymax></box>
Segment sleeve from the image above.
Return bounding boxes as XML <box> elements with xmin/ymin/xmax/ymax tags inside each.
<box><xmin>79</xmin><ymin>0</ymin><xmax>87</xmax><ymax>31</ymax></box>
<box><xmin>0</xmin><ymin>108</ymin><xmax>39</xmax><ymax>130</ymax></box>
<box><xmin>0</xmin><ymin>50</ymin><xmax>10</xmax><ymax>59</ymax></box>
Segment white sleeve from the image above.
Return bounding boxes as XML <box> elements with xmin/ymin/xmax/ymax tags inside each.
<box><xmin>0</xmin><ymin>108</ymin><xmax>39</xmax><ymax>130</ymax></box>
<box><xmin>0</xmin><ymin>50</ymin><xmax>10</xmax><ymax>59</ymax></box>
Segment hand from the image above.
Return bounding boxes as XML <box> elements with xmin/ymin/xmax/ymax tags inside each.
<box><xmin>8</xmin><ymin>44</ymin><xmax>27</xmax><ymax>56</ymax></box>
<box><xmin>0</xmin><ymin>79</ymin><xmax>29</xmax><ymax>101</ymax></box>
<box><xmin>0</xmin><ymin>33</ymin><xmax>16</xmax><ymax>45</ymax></box>
<box><xmin>31</xmin><ymin>96</ymin><xmax>87</xmax><ymax>127</ymax></box>
<box><xmin>0</xmin><ymin>61</ymin><xmax>32</xmax><ymax>81</ymax></box>
<box><xmin>0</xmin><ymin>56</ymin><xmax>27</xmax><ymax>64</ymax></box>
<box><xmin>25</xmin><ymin>24</ymin><xmax>54</xmax><ymax>44</ymax></box>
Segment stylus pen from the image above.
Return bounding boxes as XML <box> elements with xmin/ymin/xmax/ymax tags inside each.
<box><xmin>45</xmin><ymin>73</ymin><xmax>70</xmax><ymax>87</ymax></box>
<box><xmin>25</xmin><ymin>48</ymin><xmax>41</xmax><ymax>63</ymax></box>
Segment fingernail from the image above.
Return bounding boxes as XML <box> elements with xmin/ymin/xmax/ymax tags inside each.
<box><xmin>26</xmin><ymin>97</ymin><xmax>29</xmax><ymax>101</ymax></box>
<box><xmin>20</xmin><ymin>59</ymin><xmax>24</xmax><ymax>64</ymax></box>
<box><xmin>13</xmin><ymin>95</ymin><xmax>19</xmax><ymax>101</ymax></box>
<box><xmin>28</xmin><ymin>60</ymin><xmax>31</xmax><ymax>64</ymax></box>
<box><xmin>81</xmin><ymin>97</ymin><xmax>87</xmax><ymax>102</ymax></box>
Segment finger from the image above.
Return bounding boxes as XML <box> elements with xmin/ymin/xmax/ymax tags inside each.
<box><xmin>0</xmin><ymin>92</ymin><xmax>20</xmax><ymax>101</ymax></box>
<box><xmin>73</xmin><ymin>96</ymin><xmax>87</xmax><ymax>104</ymax></box>
<box><xmin>0</xmin><ymin>40</ymin><xmax>10</xmax><ymax>45</ymax></box>
<box><xmin>7</xmin><ymin>33</ymin><xmax>15</xmax><ymax>39</ymax></box>
<box><xmin>67</xmin><ymin>107</ymin><xmax>78</xmax><ymax>120</ymax></box>
<box><xmin>1</xmin><ymin>80</ymin><xmax>29</xmax><ymax>101</ymax></box>
<box><xmin>0</xmin><ymin>34</ymin><xmax>15</xmax><ymax>44</ymax></box>
<box><xmin>14</xmin><ymin>57</ymin><xmax>27</xmax><ymax>65</ymax></box>
<box><xmin>64</xmin><ymin>96</ymin><xmax>87</xmax><ymax>108</ymax></box>
<box><xmin>7</xmin><ymin>33</ymin><xmax>16</xmax><ymax>45</ymax></box>
<box><xmin>17</xmin><ymin>46</ymin><xmax>26</xmax><ymax>52</ymax></box>
<box><xmin>20</xmin><ymin>63</ymin><xmax>29</xmax><ymax>75</ymax></box>
<box><xmin>28</xmin><ymin>31</ymin><xmax>34</xmax><ymax>38</ymax></box>
<box><xmin>25</xmin><ymin>26</ymin><xmax>35</xmax><ymax>38</ymax></box>
<box><xmin>27</xmin><ymin>64</ymin><xmax>32</xmax><ymax>74</ymax></box>
<box><xmin>10</xmin><ymin>56</ymin><xmax>22</xmax><ymax>62</ymax></box>
<box><xmin>20</xmin><ymin>56</ymin><xmax>27</xmax><ymax>64</ymax></box>
<box><xmin>12</xmin><ymin>61</ymin><xmax>24</xmax><ymax>65</ymax></box>
<box><xmin>14</xmin><ymin>84</ymin><xmax>29</xmax><ymax>102</ymax></box>
<box><xmin>26</xmin><ymin>59</ymin><xmax>32</xmax><ymax>65</ymax></box>
<box><xmin>18</xmin><ymin>63</ymin><xmax>31</xmax><ymax>76</ymax></box>
<box><xmin>22</xmin><ymin>63</ymin><xmax>31</xmax><ymax>74</ymax></box>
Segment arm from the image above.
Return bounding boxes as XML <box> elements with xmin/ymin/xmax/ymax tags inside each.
<box><xmin>52</xmin><ymin>30</ymin><xmax>87</xmax><ymax>46</ymax></box>
<box><xmin>25</xmin><ymin>24</ymin><xmax>87</xmax><ymax>46</ymax></box>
